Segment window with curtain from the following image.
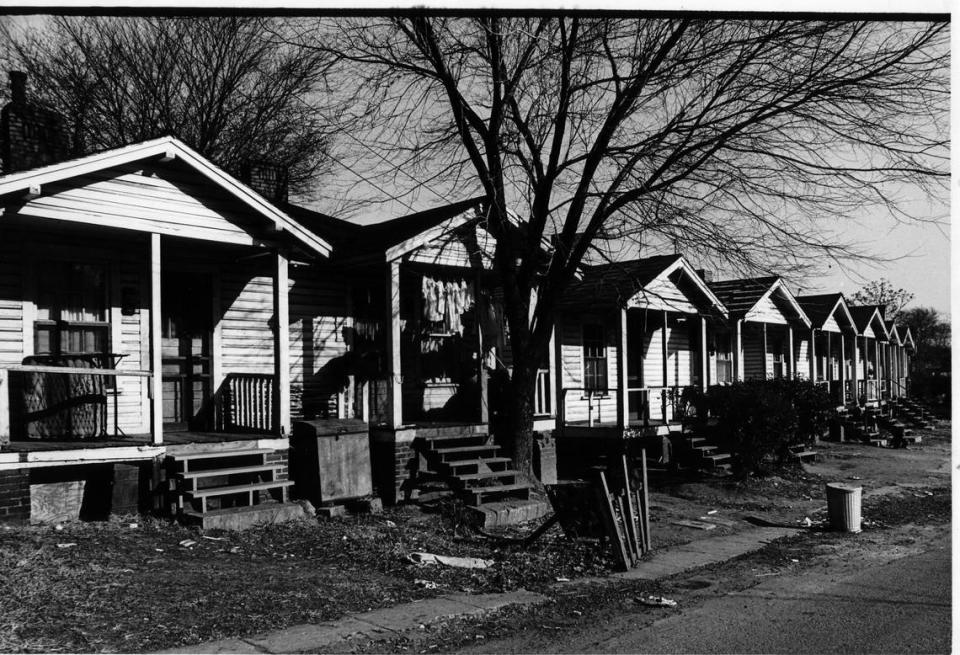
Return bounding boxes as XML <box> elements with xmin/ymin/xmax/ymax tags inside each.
<box><xmin>582</xmin><ymin>324</ymin><xmax>608</xmax><ymax>392</ymax></box>
<box><xmin>714</xmin><ymin>334</ymin><xmax>733</xmax><ymax>384</ymax></box>
<box><xmin>772</xmin><ymin>339</ymin><xmax>785</xmax><ymax>379</ymax></box>
<box><xmin>34</xmin><ymin>262</ymin><xmax>109</xmax><ymax>358</ymax></box>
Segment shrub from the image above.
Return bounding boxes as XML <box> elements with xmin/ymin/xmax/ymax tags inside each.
<box><xmin>695</xmin><ymin>378</ymin><xmax>832</xmax><ymax>477</ymax></box>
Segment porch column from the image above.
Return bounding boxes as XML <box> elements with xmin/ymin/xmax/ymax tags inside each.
<box><xmin>734</xmin><ymin>319</ymin><xmax>744</xmax><ymax>382</ymax></box>
<box><xmin>661</xmin><ymin>311</ymin><xmax>668</xmax><ymax>420</ymax></box>
<box><xmin>837</xmin><ymin>332</ymin><xmax>845</xmax><ymax>403</ymax></box>
<box><xmin>786</xmin><ymin>325</ymin><xmax>795</xmax><ymax>378</ymax></box>
<box><xmin>617</xmin><ymin>307</ymin><xmax>628</xmax><ymax>429</ymax></box>
<box><xmin>761</xmin><ymin>322</ymin><xmax>768</xmax><ymax>379</ymax></box>
<box><xmin>273</xmin><ymin>249</ymin><xmax>291</xmax><ymax>437</ymax></box>
<box><xmin>809</xmin><ymin>328</ymin><xmax>817</xmax><ymax>380</ymax></box>
<box><xmin>149</xmin><ymin>233</ymin><xmax>163</xmax><ymax>445</ymax></box>
<box><xmin>850</xmin><ymin>333</ymin><xmax>859</xmax><ymax>405</ymax></box>
<box><xmin>0</xmin><ymin>369</ymin><xmax>9</xmax><ymax>443</ymax></box>
<box><xmin>386</xmin><ymin>260</ymin><xmax>403</xmax><ymax>429</ymax></box>
<box><xmin>700</xmin><ymin>316</ymin><xmax>708</xmax><ymax>392</ymax></box>
<box><xmin>477</xmin><ymin>274</ymin><xmax>488</xmax><ymax>425</ymax></box>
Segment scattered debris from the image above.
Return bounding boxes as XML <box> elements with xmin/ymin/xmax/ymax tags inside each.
<box><xmin>555</xmin><ymin>576</ymin><xmax>571</xmax><ymax>582</ymax></box>
<box><xmin>802</xmin><ymin>517</ymin><xmax>812</xmax><ymax>527</ymax></box>
<box><xmin>791</xmin><ymin>558</ymin><xmax>800</xmax><ymax>563</ymax></box>
<box><xmin>178</xmin><ymin>539</ymin><xmax>197</xmax><ymax>548</ymax></box>
<box><xmin>202</xmin><ymin>535</ymin><xmax>227</xmax><ymax>542</ymax></box>
<box><xmin>385</xmin><ymin>520</ymin><xmax>397</xmax><ymax>528</ymax></box>
<box><xmin>849</xmin><ymin>476</ymin><xmax>863</xmax><ymax>480</ymax></box>
<box><xmin>154</xmin><ymin>548</ymin><xmax>164</xmax><ymax>553</ymax></box>
<box><xmin>671</xmin><ymin>519</ymin><xmax>717</xmax><ymax>531</ymax></box>
<box><xmin>56</xmin><ymin>543</ymin><xmax>76</xmax><ymax>549</ymax></box>
<box><xmin>414</xmin><ymin>579</ymin><xmax>440</xmax><ymax>590</ymax></box>
<box><xmin>706</xmin><ymin>510</ymin><xmax>718</xmax><ymax>515</ymax></box>
<box><xmin>635</xmin><ymin>595</ymin><xmax>678</xmax><ymax>607</ymax></box>
<box><xmin>407</xmin><ymin>552</ymin><xmax>493</xmax><ymax>569</ymax></box>
<box><xmin>54</xmin><ymin>524</ymin><xmax>63</xmax><ymax>531</ymax></box>
<box><xmin>128</xmin><ymin>523</ymin><xmax>139</xmax><ymax>529</ymax></box>
<box><xmin>572</xmin><ymin>610</ymin><xmax>582</xmax><ymax>616</ymax></box>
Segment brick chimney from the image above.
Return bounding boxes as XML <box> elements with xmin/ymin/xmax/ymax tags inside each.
<box><xmin>1</xmin><ymin>71</ymin><xmax>72</xmax><ymax>174</ymax></box>
<box><xmin>238</xmin><ymin>160</ymin><xmax>289</xmax><ymax>205</ymax></box>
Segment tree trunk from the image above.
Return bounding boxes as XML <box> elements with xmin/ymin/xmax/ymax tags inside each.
<box><xmin>502</xmin><ymin>360</ymin><xmax>538</xmax><ymax>475</ymax></box>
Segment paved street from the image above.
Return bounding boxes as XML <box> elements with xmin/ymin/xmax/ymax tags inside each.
<box><xmin>473</xmin><ymin>530</ymin><xmax>951</xmax><ymax>654</ymax></box>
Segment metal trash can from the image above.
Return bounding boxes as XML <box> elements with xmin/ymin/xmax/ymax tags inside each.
<box><xmin>825</xmin><ymin>482</ymin><xmax>862</xmax><ymax>533</ymax></box>
<box><xmin>292</xmin><ymin>419</ymin><xmax>373</xmax><ymax>506</ymax></box>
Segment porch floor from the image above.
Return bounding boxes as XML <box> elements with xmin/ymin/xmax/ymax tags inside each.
<box><xmin>2</xmin><ymin>430</ymin><xmax>273</xmax><ymax>453</ymax></box>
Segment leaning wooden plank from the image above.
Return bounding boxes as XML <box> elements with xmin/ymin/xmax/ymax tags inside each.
<box><xmin>640</xmin><ymin>448</ymin><xmax>651</xmax><ymax>551</ymax></box>
<box><xmin>615</xmin><ymin>494</ymin><xmax>636</xmax><ymax>566</ymax></box>
<box><xmin>596</xmin><ymin>470</ymin><xmax>630</xmax><ymax>571</ymax></box>
<box><xmin>621</xmin><ymin>456</ymin><xmax>641</xmax><ymax>561</ymax></box>
<box><xmin>635</xmin><ymin>489</ymin><xmax>647</xmax><ymax>555</ymax></box>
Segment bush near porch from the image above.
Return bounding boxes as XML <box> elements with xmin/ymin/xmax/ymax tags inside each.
<box><xmin>685</xmin><ymin>379</ymin><xmax>832</xmax><ymax>477</ymax></box>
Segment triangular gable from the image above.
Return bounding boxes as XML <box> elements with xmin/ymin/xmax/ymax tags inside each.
<box><xmin>901</xmin><ymin>326</ymin><xmax>917</xmax><ymax>350</ymax></box>
<box><xmin>797</xmin><ymin>294</ymin><xmax>857</xmax><ymax>333</ymax></box>
<box><xmin>850</xmin><ymin>306</ymin><xmax>889</xmax><ymax>341</ymax></box>
<box><xmin>0</xmin><ymin>136</ymin><xmax>331</xmax><ymax>256</ymax></box>
<box><xmin>743</xmin><ymin>279</ymin><xmax>811</xmax><ymax>328</ymax></box>
<box><xmin>626</xmin><ymin>256</ymin><xmax>728</xmax><ymax>317</ymax></box>
<box><xmin>886</xmin><ymin>322</ymin><xmax>903</xmax><ymax>346</ymax></box>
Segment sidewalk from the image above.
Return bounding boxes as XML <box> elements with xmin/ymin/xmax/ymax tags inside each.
<box><xmin>159</xmin><ymin>525</ymin><xmax>798</xmax><ymax>654</ymax></box>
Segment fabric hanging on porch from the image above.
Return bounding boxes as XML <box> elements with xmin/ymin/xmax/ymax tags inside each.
<box><xmin>421</xmin><ymin>276</ymin><xmax>474</xmax><ymax>335</ymax></box>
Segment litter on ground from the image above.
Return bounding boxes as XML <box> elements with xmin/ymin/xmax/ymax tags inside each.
<box><xmin>407</xmin><ymin>552</ymin><xmax>493</xmax><ymax>569</ymax></box>
<box><xmin>635</xmin><ymin>595</ymin><xmax>678</xmax><ymax>607</ymax></box>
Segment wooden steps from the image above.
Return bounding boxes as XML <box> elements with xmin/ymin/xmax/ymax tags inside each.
<box><xmin>413</xmin><ymin>426</ymin><xmax>533</xmax><ymax>507</ymax></box>
<box><xmin>166</xmin><ymin>448</ymin><xmax>297</xmax><ymax>522</ymax></box>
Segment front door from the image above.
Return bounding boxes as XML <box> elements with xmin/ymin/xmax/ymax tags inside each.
<box><xmin>161</xmin><ymin>272</ymin><xmax>213</xmax><ymax>431</ymax></box>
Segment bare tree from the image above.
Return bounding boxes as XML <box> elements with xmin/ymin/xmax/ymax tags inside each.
<box><xmin>300</xmin><ymin>16</ymin><xmax>948</xmax><ymax>470</ymax></box>
<box><xmin>850</xmin><ymin>278</ymin><xmax>915</xmax><ymax>320</ymax></box>
<box><xmin>1</xmin><ymin>16</ymin><xmax>336</xmax><ymax>196</ymax></box>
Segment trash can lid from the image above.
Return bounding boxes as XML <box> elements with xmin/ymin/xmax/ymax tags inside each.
<box><xmin>825</xmin><ymin>482</ymin><xmax>862</xmax><ymax>493</ymax></box>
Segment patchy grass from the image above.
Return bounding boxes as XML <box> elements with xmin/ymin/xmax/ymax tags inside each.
<box><xmin>0</xmin><ymin>504</ymin><xmax>613</xmax><ymax>653</ymax></box>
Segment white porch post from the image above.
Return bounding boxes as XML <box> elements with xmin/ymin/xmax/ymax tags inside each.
<box><xmin>386</xmin><ymin>260</ymin><xmax>403</xmax><ymax>429</ymax></box>
<box><xmin>761</xmin><ymin>322</ymin><xmax>768</xmax><ymax>378</ymax></box>
<box><xmin>477</xmin><ymin>273</ymin><xmax>488</xmax><ymax>425</ymax></box>
<box><xmin>700</xmin><ymin>316</ymin><xmax>708</xmax><ymax>392</ymax></box>
<box><xmin>0</xmin><ymin>369</ymin><xmax>9</xmax><ymax>443</ymax></box>
<box><xmin>734</xmin><ymin>319</ymin><xmax>744</xmax><ymax>382</ymax></box>
<box><xmin>661</xmin><ymin>311</ymin><xmax>669</xmax><ymax>421</ymax></box>
<box><xmin>786</xmin><ymin>325</ymin><xmax>795</xmax><ymax>378</ymax></box>
<box><xmin>273</xmin><ymin>249</ymin><xmax>291</xmax><ymax>437</ymax></box>
<box><xmin>851</xmin><ymin>334</ymin><xmax>859</xmax><ymax>405</ymax></box>
<box><xmin>617</xmin><ymin>308</ymin><xmax>629</xmax><ymax>429</ymax></box>
<box><xmin>149</xmin><ymin>233</ymin><xmax>163</xmax><ymax>445</ymax></box>
<box><xmin>809</xmin><ymin>328</ymin><xmax>817</xmax><ymax>380</ymax></box>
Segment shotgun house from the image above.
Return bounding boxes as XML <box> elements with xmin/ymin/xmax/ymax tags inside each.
<box><xmin>0</xmin><ymin>89</ymin><xmax>333</xmax><ymax>526</ymax></box>
<box><xmin>706</xmin><ymin>277</ymin><xmax>811</xmax><ymax>382</ymax></box>
<box><xmin>295</xmin><ymin>198</ymin><xmax>552</xmax><ymax>509</ymax></box>
<box><xmin>553</xmin><ymin>255</ymin><xmax>729</xmax><ymax>472</ymax></box>
<box><xmin>894</xmin><ymin>324</ymin><xmax>916</xmax><ymax>396</ymax></box>
<box><xmin>848</xmin><ymin>305</ymin><xmax>890</xmax><ymax>406</ymax></box>
<box><xmin>795</xmin><ymin>293</ymin><xmax>859</xmax><ymax>406</ymax></box>
<box><xmin>884</xmin><ymin>322</ymin><xmax>909</xmax><ymax>398</ymax></box>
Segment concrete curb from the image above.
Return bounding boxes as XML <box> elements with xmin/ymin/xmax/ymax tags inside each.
<box><xmin>158</xmin><ymin>526</ymin><xmax>801</xmax><ymax>654</ymax></box>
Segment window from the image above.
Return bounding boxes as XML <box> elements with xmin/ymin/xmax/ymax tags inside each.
<box><xmin>714</xmin><ymin>334</ymin><xmax>733</xmax><ymax>384</ymax></box>
<box><xmin>771</xmin><ymin>339</ymin><xmax>785</xmax><ymax>379</ymax></box>
<box><xmin>582</xmin><ymin>324</ymin><xmax>607</xmax><ymax>392</ymax></box>
<box><xmin>34</xmin><ymin>262</ymin><xmax>109</xmax><ymax>358</ymax></box>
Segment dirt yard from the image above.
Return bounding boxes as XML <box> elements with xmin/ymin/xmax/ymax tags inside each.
<box><xmin>0</xmin><ymin>421</ymin><xmax>950</xmax><ymax>653</ymax></box>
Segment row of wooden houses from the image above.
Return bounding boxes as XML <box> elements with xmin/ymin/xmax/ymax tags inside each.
<box><xmin>0</xmin><ymin>72</ymin><xmax>916</xmax><ymax>526</ymax></box>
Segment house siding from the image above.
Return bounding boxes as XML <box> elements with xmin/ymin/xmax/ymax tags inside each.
<box><xmin>558</xmin><ymin>315</ymin><xmax>619</xmax><ymax>425</ymax></box>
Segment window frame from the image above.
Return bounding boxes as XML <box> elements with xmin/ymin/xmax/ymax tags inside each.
<box><xmin>33</xmin><ymin>259</ymin><xmax>112</xmax><ymax>363</ymax></box>
<box><xmin>582</xmin><ymin>322</ymin><xmax>608</xmax><ymax>393</ymax></box>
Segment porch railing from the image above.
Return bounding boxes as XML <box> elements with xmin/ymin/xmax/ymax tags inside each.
<box><xmin>534</xmin><ymin>368</ymin><xmax>551</xmax><ymax>417</ymax></box>
<box><xmin>221</xmin><ymin>373</ymin><xmax>274</xmax><ymax>434</ymax></box>
<box><xmin>560</xmin><ymin>387</ymin><xmax>616</xmax><ymax>427</ymax></box>
<box><xmin>0</xmin><ymin>364</ymin><xmax>153</xmax><ymax>443</ymax></box>
<box><xmin>559</xmin><ymin>384</ymin><xmax>687</xmax><ymax>428</ymax></box>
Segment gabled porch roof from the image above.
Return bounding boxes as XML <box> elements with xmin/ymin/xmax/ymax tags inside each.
<box><xmin>901</xmin><ymin>325</ymin><xmax>917</xmax><ymax>350</ymax></box>
<box><xmin>885</xmin><ymin>321</ymin><xmax>903</xmax><ymax>346</ymax></box>
<box><xmin>558</xmin><ymin>254</ymin><xmax>728</xmax><ymax>317</ymax></box>
<box><xmin>0</xmin><ymin>136</ymin><xmax>331</xmax><ymax>257</ymax></box>
<box><xmin>708</xmin><ymin>276</ymin><xmax>811</xmax><ymax>328</ymax></box>
<box><xmin>849</xmin><ymin>305</ymin><xmax>889</xmax><ymax>340</ymax></box>
<box><xmin>796</xmin><ymin>293</ymin><xmax>857</xmax><ymax>332</ymax></box>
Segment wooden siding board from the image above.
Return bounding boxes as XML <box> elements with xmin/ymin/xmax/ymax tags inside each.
<box><xmin>745</xmin><ymin>295</ymin><xmax>788</xmax><ymax>325</ymax></box>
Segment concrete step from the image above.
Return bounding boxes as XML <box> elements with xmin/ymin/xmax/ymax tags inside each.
<box><xmin>180</xmin><ymin>502</ymin><xmax>308</xmax><ymax>530</ymax></box>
